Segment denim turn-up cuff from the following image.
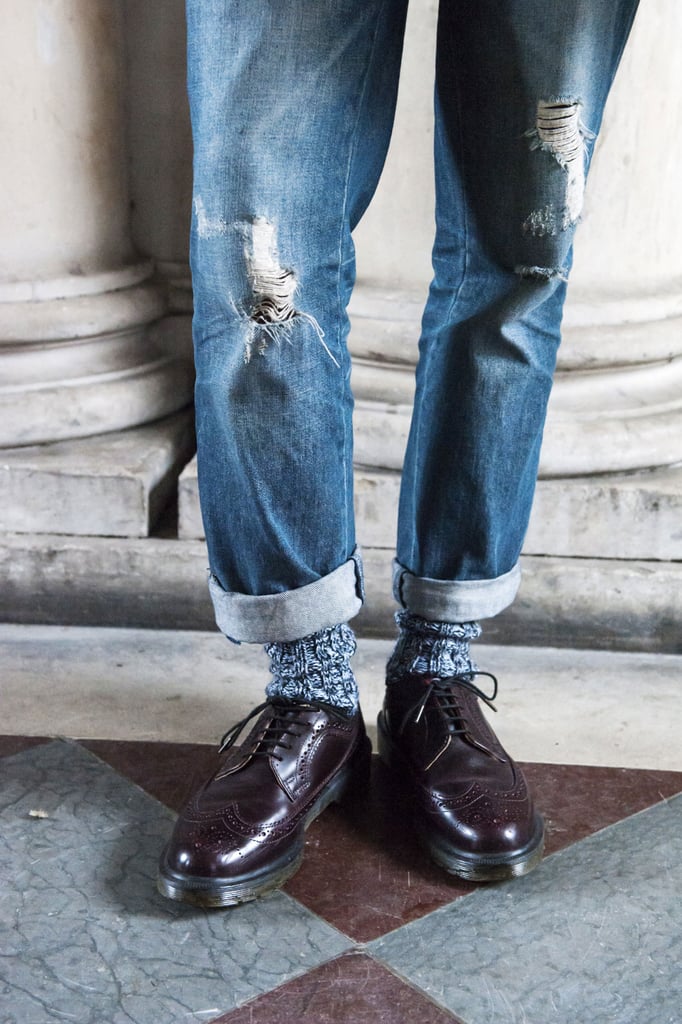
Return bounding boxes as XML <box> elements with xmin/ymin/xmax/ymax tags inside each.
<box><xmin>209</xmin><ymin>551</ymin><xmax>365</xmax><ymax>644</ymax></box>
<box><xmin>392</xmin><ymin>559</ymin><xmax>521</xmax><ymax>623</ymax></box>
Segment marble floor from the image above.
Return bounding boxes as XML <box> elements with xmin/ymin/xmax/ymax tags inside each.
<box><xmin>2</xmin><ymin>625</ymin><xmax>682</xmax><ymax>1024</ymax></box>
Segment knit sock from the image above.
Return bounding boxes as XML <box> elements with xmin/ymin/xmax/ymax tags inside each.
<box><xmin>386</xmin><ymin>611</ymin><xmax>481</xmax><ymax>684</ymax></box>
<box><xmin>265</xmin><ymin>623</ymin><xmax>359</xmax><ymax>714</ymax></box>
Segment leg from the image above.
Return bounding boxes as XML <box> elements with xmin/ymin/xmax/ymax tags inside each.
<box><xmin>158</xmin><ymin>0</ymin><xmax>408</xmax><ymax>906</ymax></box>
<box><xmin>396</xmin><ymin>0</ymin><xmax>639</xmax><ymax>614</ymax></box>
<box><xmin>188</xmin><ymin>0</ymin><xmax>407</xmax><ymax>642</ymax></box>
<box><xmin>382</xmin><ymin>0</ymin><xmax>639</xmax><ymax>880</ymax></box>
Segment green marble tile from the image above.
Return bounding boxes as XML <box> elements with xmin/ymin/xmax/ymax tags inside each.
<box><xmin>371</xmin><ymin>793</ymin><xmax>682</xmax><ymax>1024</ymax></box>
<box><xmin>0</xmin><ymin>741</ymin><xmax>350</xmax><ymax>1024</ymax></box>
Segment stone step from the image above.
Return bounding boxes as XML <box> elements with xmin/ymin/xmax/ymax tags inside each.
<box><xmin>527</xmin><ymin>465</ymin><xmax>682</xmax><ymax>561</ymax></box>
<box><xmin>3</xmin><ymin>622</ymin><xmax>681</xmax><ymax>769</ymax></box>
<box><xmin>0</xmin><ymin>410</ymin><xmax>195</xmax><ymax>538</ymax></box>
<box><xmin>178</xmin><ymin>454</ymin><xmax>201</xmax><ymax>540</ymax></box>
<box><xmin>1</xmin><ymin>532</ymin><xmax>680</xmax><ymax>653</ymax></box>
<box><xmin>355</xmin><ymin>464</ymin><xmax>682</xmax><ymax>561</ymax></box>
<box><xmin>178</xmin><ymin>457</ymin><xmax>682</xmax><ymax>562</ymax></box>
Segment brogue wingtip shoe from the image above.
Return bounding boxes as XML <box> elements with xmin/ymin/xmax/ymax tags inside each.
<box><xmin>157</xmin><ymin>699</ymin><xmax>371</xmax><ymax>907</ymax></box>
<box><xmin>378</xmin><ymin>672</ymin><xmax>544</xmax><ymax>882</ymax></box>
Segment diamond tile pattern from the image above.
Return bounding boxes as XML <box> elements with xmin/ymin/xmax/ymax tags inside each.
<box><xmin>79</xmin><ymin>739</ymin><xmax>682</xmax><ymax>942</ymax></box>
<box><xmin>371</xmin><ymin>792</ymin><xmax>682</xmax><ymax>1024</ymax></box>
<box><xmin>213</xmin><ymin>952</ymin><xmax>463</xmax><ymax>1023</ymax></box>
<box><xmin>1</xmin><ymin>737</ymin><xmax>681</xmax><ymax>1024</ymax></box>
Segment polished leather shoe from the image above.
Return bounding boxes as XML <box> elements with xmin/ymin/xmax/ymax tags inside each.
<box><xmin>378</xmin><ymin>672</ymin><xmax>544</xmax><ymax>881</ymax></box>
<box><xmin>158</xmin><ymin>698</ymin><xmax>371</xmax><ymax>907</ymax></box>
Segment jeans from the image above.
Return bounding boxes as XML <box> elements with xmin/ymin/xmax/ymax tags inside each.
<box><xmin>186</xmin><ymin>0</ymin><xmax>638</xmax><ymax>644</ymax></box>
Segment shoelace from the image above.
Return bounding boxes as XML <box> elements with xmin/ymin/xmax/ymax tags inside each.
<box><xmin>399</xmin><ymin>671</ymin><xmax>499</xmax><ymax>739</ymax></box>
<box><xmin>218</xmin><ymin>699</ymin><xmax>344</xmax><ymax>762</ymax></box>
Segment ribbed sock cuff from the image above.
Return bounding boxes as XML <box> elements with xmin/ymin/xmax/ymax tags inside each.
<box><xmin>386</xmin><ymin>612</ymin><xmax>481</xmax><ymax>683</ymax></box>
<box><xmin>265</xmin><ymin>623</ymin><xmax>359</xmax><ymax>713</ymax></box>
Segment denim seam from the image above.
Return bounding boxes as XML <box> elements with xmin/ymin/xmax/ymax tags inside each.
<box><xmin>408</xmin><ymin>43</ymin><xmax>469</xmax><ymax>570</ymax></box>
<box><xmin>336</xmin><ymin>0</ymin><xmax>392</xmax><ymax>562</ymax></box>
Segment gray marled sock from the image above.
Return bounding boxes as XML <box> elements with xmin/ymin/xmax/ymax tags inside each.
<box><xmin>386</xmin><ymin>612</ymin><xmax>481</xmax><ymax>683</ymax></box>
<box><xmin>265</xmin><ymin>623</ymin><xmax>359</xmax><ymax>714</ymax></box>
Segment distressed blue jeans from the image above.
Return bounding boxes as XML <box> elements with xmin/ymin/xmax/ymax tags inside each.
<box><xmin>186</xmin><ymin>0</ymin><xmax>638</xmax><ymax>644</ymax></box>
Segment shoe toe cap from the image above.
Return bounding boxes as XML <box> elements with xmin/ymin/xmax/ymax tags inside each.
<box><xmin>426</xmin><ymin>786</ymin><xmax>540</xmax><ymax>856</ymax></box>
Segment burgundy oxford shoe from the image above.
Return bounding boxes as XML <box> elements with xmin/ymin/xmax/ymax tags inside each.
<box><xmin>378</xmin><ymin>673</ymin><xmax>544</xmax><ymax>881</ymax></box>
<box><xmin>158</xmin><ymin>698</ymin><xmax>371</xmax><ymax>907</ymax></box>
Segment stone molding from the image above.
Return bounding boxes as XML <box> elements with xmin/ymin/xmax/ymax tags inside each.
<box><xmin>0</xmin><ymin>1</ymin><xmax>193</xmax><ymax>448</ymax></box>
<box><xmin>348</xmin><ymin>285</ymin><xmax>682</xmax><ymax>476</ymax></box>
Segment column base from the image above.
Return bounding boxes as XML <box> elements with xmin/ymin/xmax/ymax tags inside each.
<box><xmin>348</xmin><ymin>284</ymin><xmax>682</xmax><ymax>476</ymax></box>
<box><xmin>0</xmin><ymin>270</ymin><xmax>194</xmax><ymax>446</ymax></box>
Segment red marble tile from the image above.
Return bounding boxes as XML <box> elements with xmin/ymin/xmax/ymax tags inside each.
<box><xmin>285</xmin><ymin>757</ymin><xmax>477</xmax><ymax>942</ymax></box>
<box><xmin>0</xmin><ymin>735</ymin><xmax>50</xmax><ymax>759</ymax></box>
<box><xmin>523</xmin><ymin>761</ymin><xmax>682</xmax><ymax>856</ymax></box>
<box><xmin>211</xmin><ymin>952</ymin><xmax>462</xmax><ymax>1024</ymax></box>
<box><xmin>78</xmin><ymin>739</ymin><xmax>220</xmax><ymax>812</ymax></box>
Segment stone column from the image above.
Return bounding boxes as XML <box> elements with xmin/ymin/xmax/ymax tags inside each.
<box><xmin>350</xmin><ymin>0</ymin><xmax>682</xmax><ymax>645</ymax></box>
<box><xmin>547</xmin><ymin>0</ymin><xmax>682</xmax><ymax>476</ymax></box>
<box><xmin>124</xmin><ymin>0</ymin><xmax>194</xmax><ymax>317</ymax></box>
<box><xmin>123</xmin><ymin>0</ymin><xmax>199</xmax><ymax>540</ymax></box>
<box><xmin>0</xmin><ymin>0</ymin><xmax>193</xmax><ymax>448</ymax></box>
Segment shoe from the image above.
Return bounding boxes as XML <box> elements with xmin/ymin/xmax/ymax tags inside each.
<box><xmin>158</xmin><ymin>698</ymin><xmax>371</xmax><ymax>907</ymax></box>
<box><xmin>378</xmin><ymin>672</ymin><xmax>544</xmax><ymax>881</ymax></box>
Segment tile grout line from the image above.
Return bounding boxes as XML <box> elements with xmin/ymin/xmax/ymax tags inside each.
<box><xmin>3</xmin><ymin>739</ymin><xmax>357</xmax><ymax>1022</ymax></box>
<box><xmin>64</xmin><ymin>737</ymin><xmax>465</xmax><ymax>1019</ymax></box>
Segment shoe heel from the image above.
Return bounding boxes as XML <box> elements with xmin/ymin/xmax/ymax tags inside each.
<box><xmin>335</xmin><ymin>734</ymin><xmax>372</xmax><ymax>807</ymax></box>
<box><xmin>376</xmin><ymin>710</ymin><xmax>397</xmax><ymax>768</ymax></box>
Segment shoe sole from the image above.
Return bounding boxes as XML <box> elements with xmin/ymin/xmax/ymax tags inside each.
<box><xmin>377</xmin><ymin>712</ymin><xmax>545</xmax><ymax>883</ymax></box>
<box><xmin>156</xmin><ymin>734</ymin><xmax>371</xmax><ymax>908</ymax></box>
<box><xmin>424</xmin><ymin>816</ymin><xmax>545</xmax><ymax>881</ymax></box>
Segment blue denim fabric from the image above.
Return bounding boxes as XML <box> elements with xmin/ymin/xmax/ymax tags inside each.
<box><xmin>186</xmin><ymin>0</ymin><xmax>638</xmax><ymax>642</ymax></box>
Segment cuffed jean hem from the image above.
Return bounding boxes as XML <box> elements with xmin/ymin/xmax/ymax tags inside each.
<box><xmin>209</xmin><ymin>551</ymin><xmax>365</xmax><ymax>644</ymax></box>
<box><xmin>392</xmin><ymin>559</ymin><xmax>522</xmax><ymax>623</ymax></box>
